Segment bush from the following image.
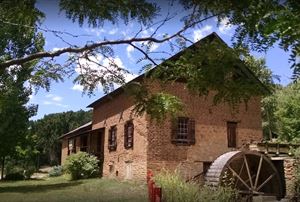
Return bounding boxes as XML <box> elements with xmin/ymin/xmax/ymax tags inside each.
<box><xmin>63</xmin><ymin>152</ymin><xmax>99</xmax><ymax>180</ymax></box>
<box><xmin>154</xmin><ymin>170</ymin><xmax>237</xmax><ymax>202</ymax></box>
<box><xmin>198</xmin><ymin>186</ymin><xmax>238</xmax><ymax>202</ymax></box>
<box><xmin>155</xmin><ymin>170</ymin><xmax>200</xmax><ymax>202</ymax></box>
<box><xmin>49</xmin><ymin>166</ymin><xmax>63</xmax><ymax>177</ymax></box>
<box><xmin>4</xmin><ymin>163</ymin><xmax>35</xmax><ymax>180</ymax></box>
<box><xmin>23</xmin><ymin>166</ymin><xmax>36</xmax><ymax>179</ymax></box>
<box><xmin>5</xmin><ymin>172</ymin><xmax>25</xmax><ymax>181</ymax></box>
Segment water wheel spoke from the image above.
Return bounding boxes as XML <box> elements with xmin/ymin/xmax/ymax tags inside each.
<box><xmin>239</xmin><ymin>190</ymin><xmax>264</xmax><ymax>195</ymax></box>
<box><xmin>235</xmin><ymin>161</ymin><xmax>245</xmax><ymax>188</ymax></box>
<box><xmin>228</xmin><ymin>165</ymin><xmax>251</xmax><ymax>190</ymax></box>
<box><xmin>245</xmin><ymin>174</ymin><xmax>256</xmax><ymax>184</ymax></box>
<box><xmin>254</xmin><ymin>155</ymin><xmax>263</xmax><ymax>189</ymax></box>
<box><xmin>257</xmin><ymin>173</ymin><xmax>275</xmax><ymax>191</ymax></box>
<box><xmin>243</xmin><ymin>155</ymin><xmax>253</xmax><ymax>189</ymax></box>
<box><xmin>238</xmin><ymin>190</ymin><xmax>253</xmax><ymax>194</ymax></box>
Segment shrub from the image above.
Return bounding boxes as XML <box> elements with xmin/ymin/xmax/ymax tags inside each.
<box><xmin>63</xmin><ymin>152</ymin><xmax>99</xmax><ymax>180</ymax></box>
<box><xmin>5</xmin><ymin>172</ymin><xmax>25</xmax><ymax>181</ymax></box>
<box><xmin>155</xmin><ymin>170</ymin><xmax>200</xmax><ymax>202</ymax></box>
<box><xmin>23</xmin><ymin>166</ymin><xmax>36</xmax><ymax>179</ymax></box>
<box><xmin>4</xmin><ymin>163</ymin><xmax>35</xmax><ymax>180</ymax></box>
<box><xmin>154</xmin><ymin>169</ymin><xmax>237</xmax><ymax>202</ymax></box>
<box><xmin>198</xmin><ymin>186</ymin><xmax>238</xmax><ymax>202</ymax></box>
<box><xmin>49</xmin><ymin>166</ymin><xmax>63</xmax><ymax>177</ymax></box>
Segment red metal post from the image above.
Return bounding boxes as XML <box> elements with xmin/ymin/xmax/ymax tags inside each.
<box><xmin>154</xmin><ymin>187</ymin><xmax>162</xmax><ymax>202</ymax></box>
<box><xmin>147</xmin><ymin>170</ymin><xmax>162</xmax><ymax>202</ymax></box>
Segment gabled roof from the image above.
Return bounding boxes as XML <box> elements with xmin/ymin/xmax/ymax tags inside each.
<box><xmin>87</xmin><ymin>32</ymin><xmax>269</xmax><ymax>108</ymax></box>
<box><xmin>59</xmin><ymin>121</ymin><xmax>92</xmax><ymax>139</ymax></box>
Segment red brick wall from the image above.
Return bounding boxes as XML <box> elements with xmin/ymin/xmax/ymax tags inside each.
<box><xmin>92</xmin><ymin>93</ymin><xmax>148</xmax><ymax>180</ymax></box>
<box><xmin>61</xmin><ymin>79</ymin><xmax>263</xmax><ymax>181</ymax></box>
<box><xmin>146</xmin><ymin>81</ymin><xmax>263</xmax><ymax>179</ymax></box>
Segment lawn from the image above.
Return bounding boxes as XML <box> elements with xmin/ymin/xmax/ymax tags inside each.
<box><xmin>0</xmin><ymin>176</ymin><xmax>147</xmax><ymax>202</ymax></box>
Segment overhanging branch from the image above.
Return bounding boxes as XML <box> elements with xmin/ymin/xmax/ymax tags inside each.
<box><xmin>0</xmin><ymin>14</ymin><xmax>218</xmax><ymax>69</ymax></box>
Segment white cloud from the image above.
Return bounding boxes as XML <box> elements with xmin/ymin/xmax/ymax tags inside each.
<box><xmin>85</xmin><ymin>28</ymin><xmax>106</xmax><ymax>36</ymax></box>
<box><xmin>218</xmin><ymin>17</ymin><xmax>233</xmax><ymax>35</ymax></box>
<box><xmin>127</xmin><ymin>45</ymin><xmax>134</xmax><ymax>54</ymax></box>
<box><xmin>193</xmin><ymin>25</ymin><xmax>213</xmax><ymax>42</ymax></box>
<box><xmin>28</xmin><ymin>94</ymin><xmax>34</xmax><ymax>101</ymax></box>
<box><xmin>124</xmin><ymin>73</ymin><xmax>138</xmax><ymax>82</ymax></box>
<box><xmin>126</xmin><ymin>45</ymin><xmax>135</xmax><ymax>61</ymax></box>
<box><xmin>75</xmin><ymin>54</ymin><xmax>139</xmax><ymax>91</ymax></box>
<box><xmin>75</xmin><ymin>54</ymin><xmax>126</xmax><ymax>74</ymax></box>
<box><xmin>72</xmin><ymin>84</ymin><xmax>84</xmax><ymax>92</ymax></box>
<box><xmin>43</xmin><ymin>101</ymin><xmax>69</xmax><ymax>108</ymax></box>
<box><xmin>52</xmin><ymin>47</ymin><xmax>63</xmax><ymax>52</ymax></box>
<box><xmin>45</xmin><ymin>94</ymin><xmax>63</xmax><ymax>102</ymax></box>
<box><xmin>140</xmin><ymin>28</ymin><xmax>154</xmax><ymax>38</ymax></box>
<box><xmin>43</xmin><ymin>101</ymin><xmax>52</xmax><ymax>105</ymax></box>
<box><xmin>102</xmin><ymin>57</ymin><xmax>124</xmax><ymax>69</ymax></box>
<box><xmin>109</xmin><ymin>28</ymin><xmax>118</xmax><ymax>35</ymax></box>
<box><xmin>52</xmin><ymin>96</ymin><xmax>62</xmax><ymax>102</ymax></box>
<box><xmin>149</xmin><ymin>43</ymin><xmax>159</xmax><ymax>52</ymax></box>
<box><xmin>141</xmin><ymin>30</ymin><xmax>149</xmax><ymax>37</ymax></box>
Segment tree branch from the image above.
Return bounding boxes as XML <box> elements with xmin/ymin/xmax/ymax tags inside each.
<box><xmin>129</xmin><ymin>43</ymin><xmax>158</xmax><ymax>66</ymax></box>
<box><xmin>0</xmin><ymin>14</ymin><xmax>219</xmax><ymax>69</ymax></box>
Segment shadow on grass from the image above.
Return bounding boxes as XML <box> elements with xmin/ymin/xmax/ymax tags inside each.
<box><xmin>0</xmin><ymin>181</ymin><xmax>83</xmax><ymax>193</ymax></box>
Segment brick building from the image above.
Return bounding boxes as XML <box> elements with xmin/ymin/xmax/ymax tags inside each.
<box><xmin>60</xmin><ymin>33</ymin><xmax>264</xmax><ymax>181</ymax></box>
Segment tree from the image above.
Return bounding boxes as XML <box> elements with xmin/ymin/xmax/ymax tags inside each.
<box><xmin>0</xmin><ymin>66</ymin><xmax>37</xmax><ymax>179</ymax></box>
<box><xmin>243</xmin><ymin>54</ymin><xmax>281</xmax><ymax>140</ymax></box>
<box><xmin>0</xmin><ymin>0</ymin><xmax>43</xmax><ymax>179</ymax></box>
<box><xmin>182</xmin><ymin>0</ymin><xmax>300</xmax><ymax>78</ymax></box>
<box><xmin>0</xmin><ymin>1</ymin><xmax>293</xmax><ymax>120</ymax></box>
<box><xmin>1</xmin><ymin>1</ymin><xmax>299</xmax><ymax>78</ymax></box>
<box><xmin>275</xmin><ymin>82</ymin><xmax>300</xmax><ymax>142</ymax></box>
<box><xmin>30</xmin><ymin>110</ymin><xmax>92</xmax><ymax>165</ymax></box>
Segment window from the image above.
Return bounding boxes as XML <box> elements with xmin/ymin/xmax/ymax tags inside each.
<box><xmin>171</xmin><ymin>117</ymin><xmax>195</xmax><ymax>145</ymax></box>
<box><xmin>227</xmin><ymin>122</ymin><xmax>237</xmax><ymax>148</ymax></box>
<box><xmin>80</xmin><ymin>135</ymin><xmax>88</xmax><ymax>152</ymax></box>
<box><xmin>108</xmin><ymin>126</ymin><xmax>117</xmax><ymax>151</ymax></box>
<box><xmin>68</xmin><ymin>138</ymin><xmax>76</xmax><ymax>155</ymax></box>
<box><xmin>124</xmin><ymin>121</ymin><xmax>134</xmax><ymax>149</ymax></box>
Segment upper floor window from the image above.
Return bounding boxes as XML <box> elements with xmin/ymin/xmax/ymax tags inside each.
<box><xmin>68</xmin><ymin>138</ymin><xmax>76</xmax><ymax>155</ymax></box>
<box><xmin>124</xmin><ymin>120</ymin><xmax>134</xmax><ymax>149</ymax></box>
<box><xmin>227</xmin><ymin>122</ymin><xmax>237</xmax><ymax>148</ymax></box>
<box><xmin>108</xmin><ymin>125</ymin><xmax>117</xmax><ymax>151</ymax></box>
<box><xmin>171</xmin><ymin>117</ymin><xmax>195</xmax><ymax>145</ymax></box>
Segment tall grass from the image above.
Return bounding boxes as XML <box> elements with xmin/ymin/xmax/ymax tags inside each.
<box><xmin>154</xmin><ymin>169</ymin><xmax>237</xmax><ymax>202</ymax></box>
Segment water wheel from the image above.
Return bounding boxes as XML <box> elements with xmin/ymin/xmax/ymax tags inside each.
<box><xmin>205</xmin><ymin>151</ymin><xmax>283</xmax><ymax>198</ymax></box>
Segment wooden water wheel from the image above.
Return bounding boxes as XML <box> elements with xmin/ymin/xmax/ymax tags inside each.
<box><xmin>205</xmin><ymin>151</ymin><xmax>283</xmax><ymax>198</ymax></box>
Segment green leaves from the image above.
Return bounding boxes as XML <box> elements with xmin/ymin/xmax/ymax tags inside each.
<box><xmin>126</xmin><ymin>82</ymin><xmax>183</xmax><ymax>122</ymax></box>
<box><xmin>60</xmin><ymin>0</ymin><xmax>158</xmax><ymax>27</ymax></box>
<box><xmin>183</xmin><ymin>0</ymin><xmax>300</xmax><ymax>79</ymax></box>
<box><xmin>64</xmin><ymin>152</ymin><xmax>99</xmax><ymax>180</ymax></box>
<box><xmin>262</xmin><ymin>82</ymin><xmax>300</xmax><ymax>142</ymax></box>
<box><xmin>153</xmin><ymin>38</ymin><xmax>267</xmax><ymax>110</ymax></box>
<box><xmin>275</xmin><ymin>82</ymin><xmax>300</xmax><ymax>141</ymax></box>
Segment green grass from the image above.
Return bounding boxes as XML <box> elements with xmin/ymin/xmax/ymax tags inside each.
<box><xmin>0</xmin><ymin>176</ymin><xmax>147</xmax><ymax>202</ymax></box>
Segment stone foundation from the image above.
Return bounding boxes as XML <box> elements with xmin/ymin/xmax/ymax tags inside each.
<box><xmin>284</xmin><ymin>158</ymin><xmax>297</xmax><ymax>198</ymax></box>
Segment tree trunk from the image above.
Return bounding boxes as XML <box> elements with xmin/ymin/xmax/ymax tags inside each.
<box><xmin>1</xmin><ymin>156</ymin><xmax>5</xmax><ymax>180</ymax></box>
<box><xmin>49</xmin><ymin>149</ymin><xmax>58</xmax><ymax>165</ymax></box>
<box><xmin>266</xmin><ymin>109</ymin><xmax>273</xmax><ymax>140</ymax></box>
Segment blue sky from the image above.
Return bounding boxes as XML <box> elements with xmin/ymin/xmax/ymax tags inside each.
<box><xmin>30</xmin><ymin>1</ymin><xmax>292</xmax><ymax>120</ymax></box>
